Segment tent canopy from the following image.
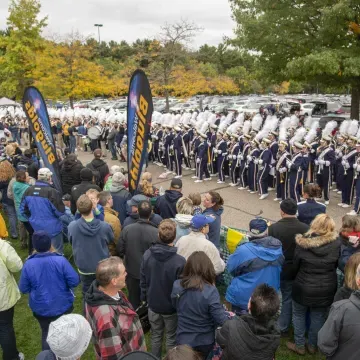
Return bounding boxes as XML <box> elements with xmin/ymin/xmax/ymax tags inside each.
<box><xmin>0</xmin><ymin>97</ymin><xmax>20</xmax><ymax>107</ymax></box>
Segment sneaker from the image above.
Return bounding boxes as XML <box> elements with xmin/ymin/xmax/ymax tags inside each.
<box><xmin>204</xmin><ymin>178</ymin><xmax>212</xmax><ymax>181</ymax></box>
<box><xmin>185</xmin><ymin>167</ymin><xmax>191</xmax><ymax>170</ymax></box>
<box><xmin>347</xmin><ymin>210</ymin><xmax>358</xmax><ymax>216</ymax></box>
<box><xmin>338</xmin><ymin>203</ymin><xmax>344</xmax><ymax>207</ymax></box>
<box><xmin>181</xmin><ymin>165</ymin><xmax>186</xmax><ymax>168</ymax></box>
<box><xmin>238</xmin><ymin>187</ymin><xmax>245</xmax><ymax>190</ymax></box>
<box><xmin>194</xmin><ymin>180</ymin><xmax>203</xmax><ymax>183</ymax></box>
<box><xmin>191</xmin><ymin>168</ymin><xmax>196</xmax><ymax>171</ymax></box>
<box><xmin>217</xmin><ymin>181</ymin><xmax>225</xmax><ymax>184</ymax></box>
<box><xmin>191</xmin><ymin>176</ymin><xmax>198</xmax><ymax>179</ymax></box>
<box><xmin>337</xmin><ymin>191</ymin><xmax>342</xmax><ymax>195</ymax></box>
<box><xmin>18</xmin><ymin>353</ymin><xmax>25</xmax><ymax>360</ymax></box>
<box><xmin>229</xmin><ymin>183</ymin><xmax>236</xmax><ymax>187</ymax></box>
<box><xmin>268</xmin><ymin>187</ymin><xmax>275</xmax><ymax>191</ymax></box>
<box><xmin>342</xmin><ymin>204</ymin><xmax>351</xmax><ymax>208</ymax></box>
<box><xmin>333</xmin><ymin>188</ymin><xmax>339</xmax><ymax>192</ymax></box>
<box><xmin>174</xmin><ymin>175</ymin><xmax>182</xmax><ymax>179</ymax></box>
<box><xmin>250</xmin><ymin>191</ymin><xmax>256</xmax><ymax>194</ymax></box>
<box><xmin>210</xmin><ymin>174</ymin><xmax>217</xmax><ymax>177</ymax></box>
<box><xmin>274</xmin><ymin>198</ymin><xmax>281</xmax><ymax>201</ymax></box>
<box><xmin>259</xmin><ymin>193</ymin><xmax>269</xmax><ymax>200</ymax></box>
<box><xmin>325</xmin><ymin>200</ymin><xmax>330</xmax><ymax>205</ymax></box>
<box><xmin>306</xmin><ymin>344</ymin><xmax>317</xmax><ymax>355</ymax></box>
<box><xmin>286</xmin><ymin>342</ymin><xmax>306</xmax><ymax>356</ymax></box>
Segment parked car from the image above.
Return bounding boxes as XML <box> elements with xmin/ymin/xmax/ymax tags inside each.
<box><xmin>74</xmin><ymin>100</ymin><xmax>92</xmax><ymax>109</ymax></box>
<box><xmin>300</xmin><ymin>103</ymin><xmax>315</xmax><ymax>116</ymax></box>
<box><xmin>311</xmin><ymin>101</ymin><xmax>342</xmax><ymax>117</ymax></box>
<box><xmin>319</xmin><ymin>115</ymin><xmax>349</xmax><ymax>129</ymax></box>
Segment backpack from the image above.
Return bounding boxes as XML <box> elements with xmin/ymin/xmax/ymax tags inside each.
<box><xmin>86</xmin><ymin>163</ymin><xmax>102</xmax><ymax>188</ymax></box>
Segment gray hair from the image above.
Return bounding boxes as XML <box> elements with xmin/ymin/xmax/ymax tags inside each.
<box><xmin>96</xmin><ymin>257</ymin><xmax>124</xmax><ymax>287</ymax></box>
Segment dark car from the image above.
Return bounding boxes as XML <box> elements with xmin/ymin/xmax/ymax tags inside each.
<box><xmin>319</xmin><ymin>115</ymin><xmax>349</xmax><ymax>129</ymax></box>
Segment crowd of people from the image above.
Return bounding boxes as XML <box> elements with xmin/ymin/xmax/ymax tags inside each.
<box><xmin>1</xmin><ymin>108</ymin><xmax>360</xmax><ymax>360</ymax></box>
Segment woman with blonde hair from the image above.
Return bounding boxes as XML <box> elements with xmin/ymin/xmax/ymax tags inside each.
<box><xmin>19</xmin><ymin>231</ymin><xmax>80</xmax><ymax>351</ymax></box>
<box><xmin>287</xmin><ymin>214</ymin><xmax>341</xmax><ymax>355</ymax></box>
<box><xmin>173</xmin><ymin>197</ymin><xmax>193</xmax><ymax>242</ymax></box>
<box><xmin>138</xmin><ymin>171</ymin><xmax>158</xmax><ymax>198</ymax></box>
<box><xmin>334</xmin><ymin>252</ymin><xmax>360</xmax><ymax>302</ymax></box>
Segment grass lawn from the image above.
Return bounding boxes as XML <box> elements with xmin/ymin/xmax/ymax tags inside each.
<box><xmin>2</xmin><ymin>211</ymin><xmax>324</xmax><ymax>360</ymax></box>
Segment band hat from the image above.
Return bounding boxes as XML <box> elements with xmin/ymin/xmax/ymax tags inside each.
<box><xmin>174</xmin><ymin>126</ymin><xmax>181</xmax><ymax>132</ymax></box>
<box><xmin>279</xmin><ymin>140</ymin><xmax>288</xmax><ymax>147</ymax></box>
<box><xmin>218</xmin><ymin>130</ymin><xmax>224</xmax><ymax>136</ymax></box>
<box><xmin>303</xmin><ymin>141</ymin><xmax>311</xmax><ymax>148</ymax></box>
<box><xmin>270</xmin><ymin>130</ymin><xmax>278</xmax><ymax>136</ymax></box>
<box><xmin>262</xmin><ymin>138</ymin><xmax>272</xmax><ymax>144</ymax></box>
<box><xmin>200</xmin><ymin>132</ymin><xmax>208</xmax><ymax>139</ymax></box>
<box><xmin>349</xmin><ymin>136</ymin><xmax>357</xmax><ymax>141</ymax></box>
<box><xmin>253</xmin><ymin>139</ymin><xmax>260</xmax><ymax>146</ymax></box>
<box><xmin>183</xmin><ymin>124</ymin><xmax>190</xmax><ymax>129</ymax></box>
<box><xmin>231</xmin><ymin>133</ymin><xmax>240</xmax><ymax>140</ymax></box>
<box><xmin>322</xmin><ymin>135</ymin><xmax>332</xmax><ymax>142</ymax></box>
<box><xmin>244</xmin><ymin>134</ymin><xmax>252</xmax><ymax>139</ymax></box>
<box><xmin>166</xmin><ymin>124</ymin><xmax>173</xmax><ymax>129</ymax></box>
<box><xmin>293</xmin><ymin>141</ymin><xmax>303</xmax><ymax>149</ymax></box>
<box><xmin>210</xmin><ymin>124</ymin><xmax>218</xmax><ymax>129</ymax></box>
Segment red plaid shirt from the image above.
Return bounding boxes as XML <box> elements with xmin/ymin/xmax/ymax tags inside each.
<box><xmin>86</xmin><ymin>290</ymin><xmax>146</xmax><ymax>359</ymax></box>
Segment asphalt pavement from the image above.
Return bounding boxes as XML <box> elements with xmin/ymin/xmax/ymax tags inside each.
<box><xmin>78</xmin><ymin>150</ymin><xmax>348</xmax><ymax>230</ymax></box>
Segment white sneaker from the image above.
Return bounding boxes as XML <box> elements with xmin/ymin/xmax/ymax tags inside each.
<box><xmin>191</xmin><ymin>176</ymin><xmax>198</xmax><ymax>179</ymax></box>
<box><xmin>194</xmin><ymin>180</ymin><xmax>203</xmax><ymax>183</ymax></box>
<box><xmin>274</xmin><ymin>198</ymin><xmax>281</xmax><ymax>201</ymax></box>
<box><xmin>347</xmin><ymin>210</ymin><xmax>358</xmax><ymax>216</ymax></box>
<box><xmin>211</xmin><ymin>174</ymin><xmax>217</xmax><ymax>177</ymax></box>
<box><xmin>250</xmin><ymin>191</ymin><xmax>256</xmax><ymax>194</ymax></box>
<box><xmin>268</xmin><ymin>187</ymin><xmax>275</xmax><ymax>191</ymax></box>
<box><xmin>204</xmin><ymin>178</ymin><xmax>212</xmax><ymax>181</ymax></box>
<box><xmin>185</xmin><ymin>167</ymin><xmax>191</xmax><ymax>170</ymax></box>
<box><xmin>337</xmin><ymin>191</ymin><xmax>342</xmax><ymax>195</ymax></box>
<box><xmin>181</xmin><ymin>165</ymin><xmax>186</xmax><ymax>168</ymax></box>
<box><xmin>18</xmin><ymin>353</ymin><xmax>25</xmax><ymax>360</ymax></box>
<box><xmin>260</xmin><ymin>194</ymin><xmax>269</xmax><ymax>200</ymax></box>
<box><xmin>333</xmin><ymin>189</ymin><xmax>339</xmax><ymax>192</ymax></box>
<box><xmin>325</xmin><ymin>201</ymin><xmax>330</xmax><ymax>205</ymax></box>
<box><xmin>247</xmin><ymin>189</ymin><xmax>252</xmax><ymax>192</ymax></box>
<box><xmin>342</xmin><ymin>204</ymin><xmax>351</xmax><ymax>208</ymax></box>
<box><xmin>229</xmin><ymin>183</ymin><xmax>236</xmax><ymax>187</ymax></box>
<box><xmin>338</xmin><ymin>203</ymin><xmax>344</xmax><ymax>207</ymax></box>
<box><xmin>191</xmin><ymin>168</ymin><xmax>196</xmax><ymax>171</ymax></box>
<box><xmin>238</xmin><ymin>187</ymin><xmax>245</xmax><ymax>190</ymax></box>
<box><xmin>217</xmin><ymin>181</ymin><xmax>225</xmax><ymax>184</ymax></box>
<box><xmin>174</xmin><ymin>175</ymin><xmax>182</xmax><ymax>179</ymax></box>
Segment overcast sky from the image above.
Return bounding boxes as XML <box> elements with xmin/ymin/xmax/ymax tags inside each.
<box><xmin>0</xmin><ymin>0</ymin><xmax>236</xmax><ymax>48</ymax></box>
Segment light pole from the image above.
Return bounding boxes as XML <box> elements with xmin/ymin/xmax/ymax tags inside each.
<box><xmin>94</xmin><ymin>24</ymin><xmax>103</xmax><ymax>43</ymax></box>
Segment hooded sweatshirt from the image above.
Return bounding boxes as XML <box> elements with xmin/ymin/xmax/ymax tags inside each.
<box><xmin>203</xmin><ymin>207</ymin><xmax>224</xmax><ymax>248</ymax></box>
<box><xmin>154</xmin><ymin>190</ymin><xmax>183</xmax><ymax>219</ymax></box>
<box><xmin>68</xmin><ymin>217</ymin><xmax>114</xmax><ymax>274</ymax></box>
<box><xmin>225</xmin><ymin>236</ymin><xmax>284</xmax><ymax>309</ymax></box>
<box><xmin>13</xmin><ymin>181</ymin><xmax>30</xmax><ymax>222</ymax></box>
<box><xmin>87</xmin><ymin>158</ymin><xmax>109</xmax><ymax>187</ymax></box>
<box><xmin>216</xmin><ymin>315</ymin><xmax>280</xmax><ymax>360</ymax></box>
<box><xmin>140</xmin><ymin>243</ymin><xmax>185</xmax><ymax>314</ymax></box>
<box><xmin>85</xmin><ymin>281</ymin><xmax>146</xmax><ymax>358</ymax></box>
<box><xmin>173</xmin><ymin>214</ymin><xmax>193</xmax><ymax>243</ymax></box>
<box><xmin>123</xmin><ymin>212</ymin><xmax>163</xmax><ymax>228</ymax></box>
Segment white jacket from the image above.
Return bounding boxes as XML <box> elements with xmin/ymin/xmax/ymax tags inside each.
<box><xmin>0</xmin><ymin>240</ymin><xmax>23</xmax><ymax>311</ymax></box>
<box><xmin>176</xmin><ymin>231</ymin><xmax>225</xmax><ymax>274</ymax></box>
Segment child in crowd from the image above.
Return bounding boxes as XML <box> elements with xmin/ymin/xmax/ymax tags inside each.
<box><xmin>188</xmin><ymin>192</ymin><xmax>202</xmax><ymax>215</ymax></box>
<box><xmin>74</xmin><ymin>189</ymin><xmax>104</xmax><ymax>221</ymax></box>
<box><xmin>60</xmin><ymin>194</ymin><xmax>75</xmax><ymax>242</ymax></box>
<box><xmin>216</xmin><ymin>284</ymin><xmax>280</xmax><ymax>360</ymax></box>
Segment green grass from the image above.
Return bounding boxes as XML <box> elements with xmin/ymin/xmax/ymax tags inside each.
<box><xmin>2</xmin><ymin>211</ymin><xmax>324</xmax><ymax>360</ymax></box>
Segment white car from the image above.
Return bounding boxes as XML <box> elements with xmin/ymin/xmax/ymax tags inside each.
<box><xmin>300</xmin><ymin>103</ymin><xmax>315</xmax><ymax>116</ymax></box>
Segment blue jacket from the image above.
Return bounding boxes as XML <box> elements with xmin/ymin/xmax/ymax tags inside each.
<box><xmin>297</xmin><ymin>199</ymin><xmax>326</xmax><ymax>225</ymax></box>
<box><xmin>203</xmin><ymin>207</ymin><xmax>224</xmax><ymax>248</ymax></box>
<box><xmin>60</xmin><ymin>206</ymin><xmax>75</xmax><ymax>240</ymax></box>
<box><xmin>68</xmin><ymin>217</ymin><xmax>114</xmax><ymax>274</ymax></box>
<box><xmin>226</xmin><ymin>236</ymin><xmax>284</xmax><ymax>309</ymax></box>
<box><xmin>171</xmin><ymin>280</ymin><xmax>227</xmax><ymax>348</ymax></box>
<box><xmin>19</xmin><ymin>181</ymin><xmax>65</xmax><ymax>237</ymax></box>
<box><xmin>140</xmin><ymin>243</ymin><xmax>185</xmax><ymax>314</ymax></box>
<box><xmin>154</xmin><ymin>190</ymin><xmax>183</xmax><ymax>219</ymax></box>
<box><xmin>339</xmin><ymin>234</ymin><xmax>360</xmax><ymax>273</ymax></box>
<box><xmin>19</xmin><ymin>252</ymin><xmax>79</xmax><ymax>317</ymax></box>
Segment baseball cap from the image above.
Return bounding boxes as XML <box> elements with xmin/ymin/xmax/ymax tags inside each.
<box><xmin>127</xmin><ymin>194</ymin><xmax>149</xmax><ymax>208</ymax></box>
<box><xmin>170</xmin><ymin>178</ymin><xmax>182</xmax><ymax>189</ymax></box>
<box><xmin>38</xmin><ymin>168</ymin><xmax>53</xmax><ymax>178</ymax></box>
<box><xmin>249</xmin><ymin>218</ymin><xmax>268</xmax><ymax>236</ymax></box>
<box><xmin>62</xmin><ymin>194</ymin><xmax>71</xmax><ymax>201</ymax></box>
<box><xmin>47</xmin><ymin>314</ymin><xmax>92</xmax><ymax>360</ymax></box>
<box><xmin>191</xmin><ymin>214</ymin><xmax>215</xmax><ymax>230</ymax></box>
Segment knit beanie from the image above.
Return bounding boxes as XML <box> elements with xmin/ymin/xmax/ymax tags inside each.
<box><xmin>80</xmin><ymin>168</ymin><xmax>93</xmax><ymax>181</ymax></box>
<box><xmin>32</xmin><ymin>231</ymin><xmax>52</xmax><ymax>253</ymax></box>
<box><xmin>112</xmin><ymin>172</ymin><xmax>126</xmax><ymax>185</ymax></box>
<box><xmin>47</xmin><ymin>314</ymin><xmax>92</xmax><ymax>360</ymax></box>
<box><xmin>280</xmin><ymin>198</ymin><xmax>297</xmax><ymax>216</ymax></box>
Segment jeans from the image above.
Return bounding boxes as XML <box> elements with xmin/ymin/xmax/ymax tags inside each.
<box><xmin>0</xmin><ymin>307</ymin><xmax>19</xmax><ymax>360</ymax></box>
<box><xmin>34</xmin><ymin>306</ymin><xmax>73</xmax><ymax>350</ymax></box>
<box><xmin>279</xmin><ymin>280</ymin><xmax>293</xmax><ymax>332</ymax></box>
<box><xmin>109</xmin><ymin>141</ymin><xmax>117</xmax><ymax>159</ymax></box>
<box><xmin>69</xmin><ymin>135</ymin><xmax>76</xmax><ymax>153</ymax></box>
<box><xmin>51</xmin><ymin>232</ymin><xmax>63</xmax><ymax>254</ymax></box>
<box><xmin>148</xmin><ymin>309</ymin><xmax>177</xmax><ymax>358</ymax></box>
<box><xmin>22</xmin><ymin>221</ymin><xmax>34</xmax><ymax>255</ymax></box>
<box><xmin>292</xmin><ymin>300</ymin><xmax>328</xmax><ymax>347</ymax></box>
<box><xmin>3</xmin><ymin>203</ymin><xmax>18</xmax><ymax>238</ymax></box>
<box><xmin>126</xmin><ymin>275</ymin><xmax>141</xmax><ymax>310</ymax></box>
<box><xmin>11</xmin><ymin>130</ymin><xmax>21</xmax><ymax>144</ymax></box>
<box><xmin>80</xmin><ymin>274</ymin><xmax>96</xmax><ymax>298</ymax></box>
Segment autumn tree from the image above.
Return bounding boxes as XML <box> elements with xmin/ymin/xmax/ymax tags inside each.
<box><xmin>150</xmin><ymin>20</ymin><xmax>202</xmax><ymax>111</ymax></box>
<box><xmin>0</xmin><ymin>0</ymin><xmax>47</xmax><ymax>98</ymax></box>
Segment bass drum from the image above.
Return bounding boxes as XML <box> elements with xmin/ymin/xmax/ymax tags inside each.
<box><xmin>88</xmin><ymin>125</ymin><xmax>102</xmax><ymax>140</ymax></box>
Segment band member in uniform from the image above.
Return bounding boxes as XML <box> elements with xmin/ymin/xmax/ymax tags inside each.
<box><xmin>182</xmin><ymin>124</ymin><xmax>191</xmax><ymax>170</ymax></box>
<box><xmin>268</xmin><ymin>131</ymin><xmax>278</xmax><ymax>189</ymax></box>
<box><xmin>195</xmin><ymin>132</ymin><xmax>211</xmax><ymax>183</ymax></box>
<box><xmin>247</xmin><ymin>139</ymin><xmax>260</xmax><ymax>194</ymax></box>
<box><xmin>209</xmin><ymin>124</ymin><xmax>218</xmax><ymax>176</ymax></box>
<box><xmin>191</xmin><ymin>130</ymin><xmax>201</xmax><ymax>179</ymax></box>
<box><xmin>315</xmin><ymin>135</ymin><xmax>336</xmax><ymax>205</ymax></box>
<box><xmin>238</xmin><ymin>134</ymin><xmax>251</xmax><ymax>190</ymax></box>
<box><xmin>215</xmin><ymin>131</ymin><xmax>228</xmax><ymax>184</ymax></box>
<box><xmin>347</xmin><ymin>142</ymin><xmax>360</xmax><ymax>216</ymax></box>
<box><xmin>334</xmin><ymin>134</ymin><xmax>348</xmax><ymax>193</ymax></box>
<box><xmin>274</xmin><ymin>141</ymin><xmax>290</xmax><ymax>201</ymax></box>
<box><xmin>153</xmin><ymin>124</ymin><xmax>163</xmax><ymax>165</ymax></box>
<box><xmin>229</xmin><ymin>134</ymin><xmax>241</xmax><ymax>186</ymax></box>
<box><xmin>338</xmin><ymin>136</ymin><xmax>357</xmax><ymax>208</ymax></box>
<box><xmin>163</xmin><ymin>125</ymin><xmax>173</xmax><ymax>173</ymax></box>
<box><xmin>300</xmin><ymin>143</ymin><xmax>310</xmax><ymax>195</ymax></box>
<box><xmin>173</xmin><ymin>126</ymin><xmax>183</xmax><ymax>178</ymax></box>
<box><xmin>256</xmin><ymin>138</ymin><xmax>272</xmax><ymax>200</ymax></box>
<box><xmin>287</xmin><ymin>142</ymin><xmax>304</xmax><ymax>203</ymax></box>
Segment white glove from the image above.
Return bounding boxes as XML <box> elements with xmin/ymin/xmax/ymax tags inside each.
<box><xmin>190</xmin><ymin>151</ymin><xmax>194</xmax><ymax>155</ymax></box>
<box><xmin>237</xmin><ymin>155</ymin><xmax>242</xmax><ymax>160</ymax></box>
<box><xmin>311</xmin><ymin>149</ymin><xmax>315</xmax><ymax>153</ymax></box>
<box><xmin>247</xmin><ymin>155</ymin><xmax>252</xmax><ymax>161</ymax></box>
<box><xmin>357</xmin><ymin>165</ymin><xmax>360</xmax><ymax>172</ymax></box>
<box><xmin>280</xmin><ymin>167</ymin><xmax>287</xmax><ymax>173</ymax></box>
<box><xmin>222</xmin><ymin>153</ymin><xmax>228</xmax><ymax>156</ymax></box>
<box><xmin>258</xmin><ymin>159</ymin><xmax>263</xmax><ymax>165</ymax></box>
<box><xmin>345</xmin><ymin>162</ymin><xmax>350</xmax><ymax>169</ymax></box>
<box><xmin>353</xmin><ymin>163</ymin><xmax>357</xmax><ymax>169</ymax></box>
<box><xmin>318</xmin><ymin>159</ymin><xmax>325</xmax><ymax>165</ymax></box>
<box><xmin>207</xmin><ymin>141</ymin><xmax>211</xmax><ymax>146</ymax></box>
<box><xmin>233</xmin><ymin>155</ymin><xmax>237</xmax><ymax>160</ymax></box>
<box><xmin>325</xmin><ymin>161</ymin><xmax>330</xmax><ymax>166</ymax></box>
<box><xmin>315</xmin><ymin>160</ymin><xmax>319</xmax><ymax>166</ymax></box>
<box><xmin>338</xmin><ymin>152</ymin><xmax>343</xmax><ymax>158</ymax></box>
<box><xmin>254</xmin><ymin>159</ymin><xmax>259</xmax><ymax>164</ymax></box>
<box><xmin>196</xmin><ymin>158</ymin><xmax>201</xmax><ymax>164</ymax></box>
<box><xmin>341</xmin><ymin>160</ymin><xmax>346</xmax><ymax>166</ymax></box>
